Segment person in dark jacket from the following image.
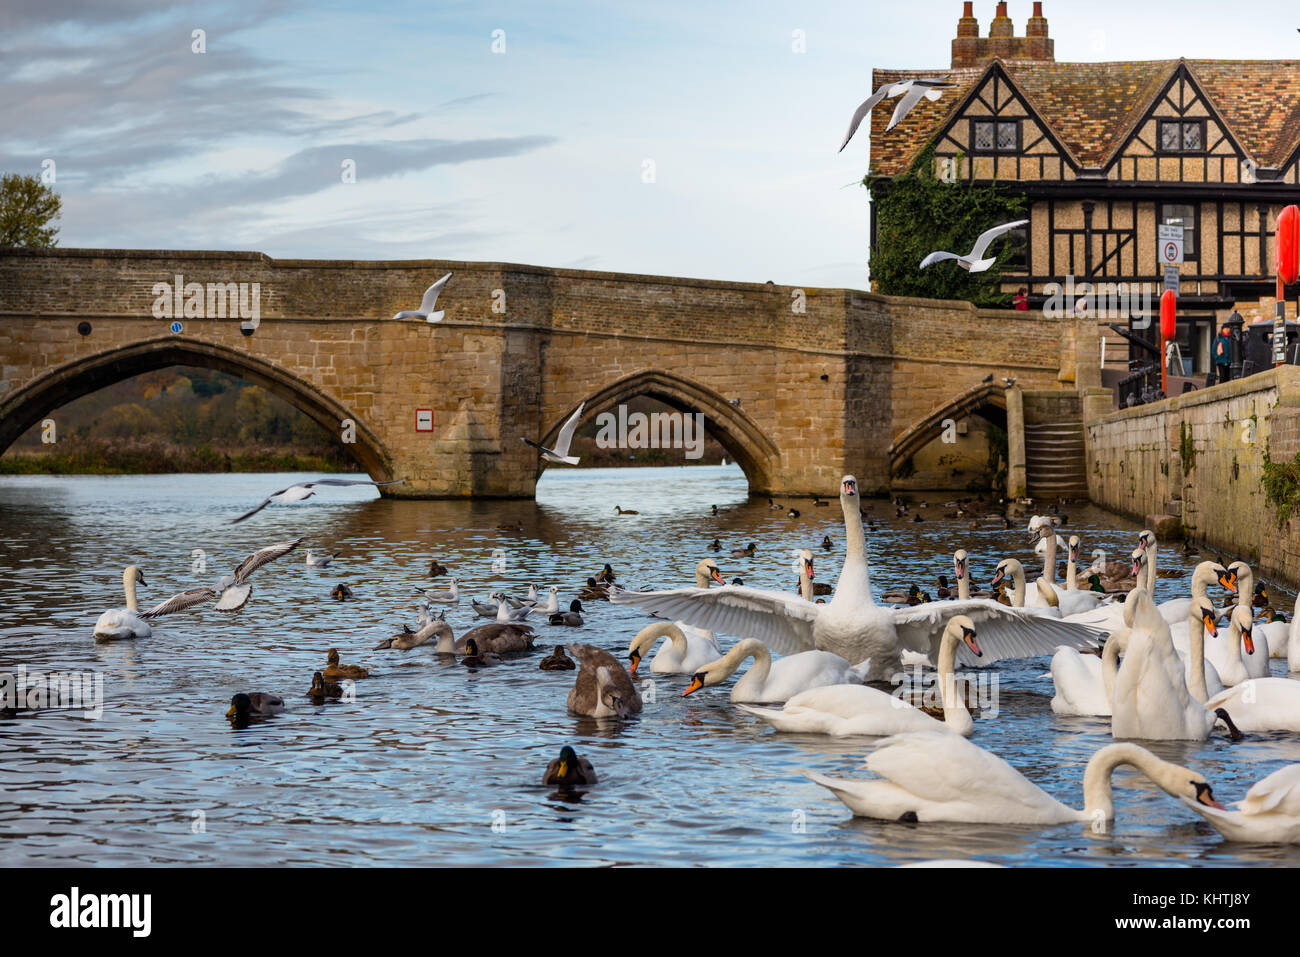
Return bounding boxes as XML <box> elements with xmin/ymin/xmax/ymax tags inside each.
<box><xmin>1213</xmin><ymin>324</ymin><xmax>1234</xmax><ymax>385</ymax></box>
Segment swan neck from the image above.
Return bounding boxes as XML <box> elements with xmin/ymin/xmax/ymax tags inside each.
<box><xmin>798</xmin><ymin>566</ymin><xmax>813</xmax><ymax>602</ymax></box>
<box><xmin>1145</xmin><ymin>544</ymin><xmax>1158</xmax><ymax>593</ymax></box>
<box><xmin>633</xmin><ymin>621</ymin><xmax>683</xmax><ymax>656</ymax></box>
<box><xmin>832</xmin><ymin>493</ymin><xmax>873</xmax><ymax>605</ymax></box>
<box><xmin>124</xmin><ymin>568</ymin><xmax>138</xmax><ymax>610</ymax></box>
<box><xmin>1044</xmin><ymin>531</ymin><xmax>1057</xmax><ymax>583</ymax></box>
<box><xmin>1066</xmin><ymin>557</ymin><xmax>1076</xmax><ymax>590</ymax></box>
<box><xmin>936</xmin><ymin>632</ymin><xmax>972</xmax><ymax>733</ymax></box>
<box><xmin>1083</xmin><ymin>744</ymin><xmax>1176</xmax><ymax>820</ymax></box>
<box><xmin>1186</xmin><ymin>606</ymin><xmax>1209</xmax><ymax>702</ymax></box>
<box><xmin>1011</xmin><ymin>564</ymin><xmax>1026</xmax><ymax>607</ymax></box>
<box><xmin>958</xmin><ymin>575</ymin><xmax>970</xmax><ymax>601</ymax></box>
<box><xmin>716</xmin><ymin>640</ymin><xmax>766</xmax><ymax>684</ymax></box>
<box><xmin>1101</xmin><ymin>635</ymin><xmax>1124</xmax><ymax>703</ymax></box>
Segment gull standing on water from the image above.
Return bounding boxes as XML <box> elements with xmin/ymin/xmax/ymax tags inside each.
<box><xmin>141</xmin><ymin>539</ymin><xmax>303</xmax><ymax>619</ymax></box>
<box><xmin>393</xmin><ymin>272</ymin><xmax>452</xmax><ymax>322</ymax></box>
<box><xmin>522</xmin><ymin>402</ymin><xmax>585</xmax><ymax>466</ymax></box>
<box><xmin>231</xmin><ymin>477</ymin><xmax>407</xmax><ymax>523</ymax></box>
<box><xmin>920</xmin><ymin>220</ymin><xmax>1029</xmax><ymax>274</ymax></box>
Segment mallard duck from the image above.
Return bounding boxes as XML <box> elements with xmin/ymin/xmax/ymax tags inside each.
<box><xmin>540</xmin><ymin>645</ymin><xmax>576</xmax><ymax>670</ymax></box>
<box><xmin>812</xmin><ymin>495</ymin><xmax>829</xmax><ymax>507</ymax></box>
<box><xmin>305</xmin><ymin>671</ymin><xmax>343</xmax><ymax>700</ymax></box>
<box><xmin>549</xmin><ymin>600</ymin><xmax>584</xmax><ymax>626</ymax></box>
<box><xmin>543</xmin><ymin>745</ymin><xmax>597</xmax><ymax>786</ymax></box>
<box><xmin>935</xmin><ymin>575</ymin><xmax>955</xmax><ymax>600</ymax></box>
<box><xmin>227</xmin><ymin>692</ymin><xmax>285</xmax><ymax>720</ymax></box>
<box><xmin>879</xmin><ymin>584</ymin><xmax>916</xmax><ymax>604</ymax></box>
<box><xmin>1085</xmin><ymin>573</ymin><xmax>1108</xmax><ymax>594</ymax></box>
<box><xmin>821</xmin><ymin>535</ymin><xmax>833</xmax><ymax>551</ymax></box>
<box><xmin>1181</xmin><ymin>541</ymin><xmax>1198</xmax><ymax>557</ymax></box>
<box><xmin>613</xmin><ymin>505</ymin><xmax>639</xmax><ymax>515</ymax></box>
<box><xmin>768</xmin><ymin>498</ymin><xmax>783</xmax><ymax>510</ymax></box>
<box><xmin>578</xmin><ymin>578</ymin><xmax>610</xmax><ymax>601</ymax></box>
<box><xmin>711</xmin><ymin>504</ymin><xmax>731</xmax><ymax>515</ymax></box>
<box><xmin>330</xmin><ymin>583</ymin><xmax>354</xmax><ymax>601</ymax></box>
<box><xmin>460</xmin><ymin>622</ymin><xmax>535</xmax><ymax>654</ymax></box>
<box><xmin>730</xmin><ymin>542</ymin><xmax>757</xmax><ymax>558</ymax></box>
<box><xmin>429</xmin><ymin>560</ymin><xmax>449</xmax><ymax>577</ymax></box>
<box><xmin>707</xmin><ymin>538</ymin><xmax>722</xmax><ymax>552</ymax></box>
<box><xmin>462</xmin><ymin>638</ymin><xmax>502</xmax><ymax>667</ymax></box>
<box><xmin>595</xmin><ymin>563</ymin><xmax>617</xmax><ymax>584</ymax></box>
<box><xmin>323</xmin><ymin>648</ymin><xmax>369</xmax><ymax>680</ymax></box>
<box><xmin>732</xmin><ymin>577</ymin><xmax>746</xmax><ymax>586</ymax></box>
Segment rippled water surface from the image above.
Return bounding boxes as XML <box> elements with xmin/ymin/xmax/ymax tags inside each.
<box><xmin>2</xmin><ymin>466</ymin><xmax>1298</xmax><ymax>867</ymax></box>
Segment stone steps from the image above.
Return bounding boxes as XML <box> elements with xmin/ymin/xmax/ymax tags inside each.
<box><xmin>1025</xmin><ymin>421</ymin><xmax>1087</xmax><ymax>496</ymax></box>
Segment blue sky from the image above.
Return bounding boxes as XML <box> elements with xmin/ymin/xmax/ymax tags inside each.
<box><xmin>2</xmin><ymin>0</ymin><xmax>1298</xmax><ymax>289</ymax></box>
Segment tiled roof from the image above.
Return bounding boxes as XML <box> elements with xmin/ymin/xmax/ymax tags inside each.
<box><xmin>867</xmin><ymin>58</ymin><xmax>1300</xmax><ymax>177</ymax></box>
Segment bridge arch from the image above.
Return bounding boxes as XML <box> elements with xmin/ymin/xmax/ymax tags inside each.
<box><xmin>0</xmin><ymin>336</ymin><xmax>394</xmax><ymax>479</ymax></box>
<box><xmin>889</xmin><ymin>382</ymin><xmax>1009</xmax><ymax>478</ymax></box>
<box><xmin>537</xmin><ymin>369</ymin><xmax>781</xmax><ymax>491</ymax></box>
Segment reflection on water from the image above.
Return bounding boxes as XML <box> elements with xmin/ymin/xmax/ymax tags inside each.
<box><xmin>1</xmin><ymin>466</ymin><xmax>1297</xmax><ymax>866</ymax></box>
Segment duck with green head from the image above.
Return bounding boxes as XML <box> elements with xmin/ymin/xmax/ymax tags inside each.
<box><xmin>543</xmin><ymin>745</ymin><xmax>597</xmax><ymax>786</ymax></box>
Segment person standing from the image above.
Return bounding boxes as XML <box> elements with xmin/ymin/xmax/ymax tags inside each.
<box><xmin>1013</xmin><ymin>287</ymin><xmax>1029</xmax><ymax>311</ymax></box>
<box><xmin>1213</xmin><ymin>324</ymin><xmax>1234</xmax><ymax>385</ymax></box>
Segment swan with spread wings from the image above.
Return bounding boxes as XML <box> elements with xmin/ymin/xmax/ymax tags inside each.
<box><xmin>608</xmin><ymin>476</ymin><xmax>1104</xmax><ymax>681</ymax></box>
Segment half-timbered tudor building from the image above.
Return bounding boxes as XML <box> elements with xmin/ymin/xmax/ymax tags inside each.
<box><xmin>867</xmin><ymin>2</ymin><xmax>1300</xmax><ymax>379</ymax></box>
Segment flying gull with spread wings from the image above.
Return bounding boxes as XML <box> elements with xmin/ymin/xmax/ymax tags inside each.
<box><xmin>839</xmin><ymin>77</ymin><xmax>956</xmax><ymax>151</ymax></box>
<box><xmin>920</xmin><ymin>220</ymin><xmax>1030</xmax><ymax>274</ymax></box>
<box><xmin>231</xmin><ymin>478</ymin><xmax>407</xmax><ymax>523</ymax></box>
<box><xmin>393</xmin><ymin>273</ymin><xmax>452</xmax><ymax>322</ymax></box>
<box><xmin>142</xmin><ymin>539</ymin><xmax>302</xmax><ymax>617</ymax></box>
<box><xmin>522</xmin><ymin>402</ymin><xmax>585</xmax><ymax>466</ymax></box>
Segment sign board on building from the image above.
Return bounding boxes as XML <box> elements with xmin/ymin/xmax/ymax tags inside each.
<box><xmin>1274</xmin><ymin>304</ymin><xmax>1288</xmax><ymax>364</ymax></box>
<box><xmin>415</xmin><ymin>409</ymin><xmax>434</xmax><ymax>432</ymax></box>
<box><xmin>1158</xmin><ymin>224</ymin><xmax>1185</xmax><ymax>265</ymax></box>
<box><xmin>1163</xmin><ymin>265</ymin><xmax>1180</xmax><ymax>294</ymax></box>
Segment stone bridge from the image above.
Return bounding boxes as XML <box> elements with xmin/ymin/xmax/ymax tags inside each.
<box><xmin>0</xmin><ymin>248</ymin><xmax>1080</xmax><ymax>498</ymax></box>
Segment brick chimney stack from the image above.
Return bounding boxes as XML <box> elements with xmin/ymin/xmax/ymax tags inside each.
<box><xmin>952</xmin><ymin>2</ymin><xmax>981</xmax><ymax>68</ymax></box>
<box><xmin>951</xmin><ymin>2</ymin><xmax>1054</xmax><ymax>68</ymax></box>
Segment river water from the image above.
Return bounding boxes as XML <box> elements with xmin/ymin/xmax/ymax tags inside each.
<box><xmin>1</xmin><ymin>466</ymin><xmax>1297</xmax><ymax>867</ymax></box>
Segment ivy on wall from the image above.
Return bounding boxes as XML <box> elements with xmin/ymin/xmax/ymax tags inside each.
<box><xmin>1262</xmin><ymin>446</ymin><xmax>1300</xmax><ymax>528</ymax></box>
<box><xmin>866</xmin><ymin>148</ymin><xmax>1027</xmax><ymax>308</ymax></box>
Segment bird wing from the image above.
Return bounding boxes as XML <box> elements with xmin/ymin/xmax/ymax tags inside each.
<box><xmin>837</xmin><ymin>82</ymin><xmax>900</xmax><ymax>152</ymax></box>
<box><xmin>214</xmin><ymin>583</ymin><xmax>253</xmax><ymax>612</ymax></box>
<box><xmin>886</xmin><ymin>83</ymin><xmax>930</xmax><ymax>132</ymax></box>
<box><xmin>141</xmin><ymin>587</ymin><xmax>219</xmax><ymax>619</ymax></box>
<box><xmin>230</xmin><ymin>485</ymin><xmax>294</xmax><ymax>524</ymax></box>
<box><xmin>968</xmin><ymin>219</ymin><xmax>1029</xmax><ymax>260</ymax></box>
<box><xmin>231</xmin><ymin>539</ymin><xmax>302</xmax><ymax>584</ymax></box>
<box><xmin>418</xmin><ymin>273</ymin><xmax>452</xmax><ymax>314</ymax></box>
<box><xmin>863</xmin><ymin>731</ymin><xmax>1045</xmax><ymax>808</ymax></box>
<box><xmin>1240</xmin><ymin>764</ymin><xmax>1300</xmax><ymax>816</ymax></box>
<box><xmin>608</xmin><ymin>584</ymin><xmax>819</xmax><ymax>654</ymax></box>
<box><xmin>303</xmin><ymin>478</ymin><xmax>407</xmax><ymax>489</ymax></box>
<box><xmin>919</xmin><ymin>251</ymin><xmax>960</xmax><ymax>270</ymax></box>
<box><xmin>552</xmin><ymin>402</ymin><xmax>586</xmax><ymax>457</ymax></box>
<box><xmin>892</xmin><ymin>599</ymin><xmax>1105</xmax><ymax>666</ymax></box>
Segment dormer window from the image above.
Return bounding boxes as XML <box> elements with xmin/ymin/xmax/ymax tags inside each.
<box><xmin>972</xmin><ymin>119</ymin><xmax>1019</xmax><ymax>153</ymax></box>
<box><xmin>1159</xmin><ymin>119</ymin><xmax>1205</xmax><ymax>153</ymax></box>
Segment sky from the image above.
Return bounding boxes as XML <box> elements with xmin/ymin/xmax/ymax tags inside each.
<box><xmin>3</xmin><ymin>0</ymin><xmax>1299</xmax><ymax>290</ymax></box>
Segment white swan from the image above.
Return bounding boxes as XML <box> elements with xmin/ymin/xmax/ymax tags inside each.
<box><xmin>740</xmin><ymin>616</ymin><xmax>982</xmax><ymax>736</ymax></box>
<box><xmin>627</xmin><ymin>621</ymin><xmax>722</xmax><ymax>677</ymax></box>
<box><xmin>1049</xmin><ymin>636</ymin><xmax>1124</xmax><ymax>717</ymax></box>
<box><xmin>1181</xmin><ymin>764</ymin><xmax>1300</xmax><ymax>843</ymax></box>
<box><xmin>1291</xmin><ymin>612</ymin><xmax>1300</xmax><ymax>674</ymax></box>
<box><xmin>1219</xmin><ymin>562</ymin><xmax>1270</xmax><ymax>676</ymax></box>
<box><xmin>1033</xmin><ymin>528</ymin><xmax>1108</xmax><ymax>616</ymax></box>
<box><xmin>1111</xmin><ymin>589</ymin><xmax>1240</xmax><ymax>741</ymax></box>
<box><xmin>1065</xmin><ymin>536</ymin><xmax>1081</xmax><ymax>590</ymax></box>
<box><xmin>93</xmin><ymin>566</ymin><xmax>153</xmax><ymax>642</ymax></box>
<box><xmin>806</xmin><ymin>732</ymin><xmax>1221</xmax><ymax>824</ymax></box>
<box><xmin>1027</xmin><ymin>515</ymin><xmax>1067</xmax><ymax>558</ymax></box>
<box><xmin>1205</xmin><ymin>670</ymin><xmax>1300</xmax><ymax>735</ymax></box>
<box><xmin>989</xmin><ymin>558</ymin><xmax>1058</xmax><ymax>615</ymax></box>
<box><xmin>1200</xmin><ymin>605</ymin><xmax>1262</xmax><ymax>688</ymax></box>
<box><xmin>952</xmin><ymin>549</ymin><xmax>970</xmax><ymax>600</ymax></box>
<box><xmin>610</xmin><ymin>476</ymin><xmax>1104</xmax><ymax>680</ymax></box>
<box><xmin>682</xmin><ymin>638</ymin><xmax>871</xmax><ymax>704</ymax></box>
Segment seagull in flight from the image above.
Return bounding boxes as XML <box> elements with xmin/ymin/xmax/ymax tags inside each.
<box><xmin>522</xmin><ymin>402</ymin><xmax>584</xmax><ymax>466</ymax></box>
<box><xmin>839</xmin><ymin>77</ymin><xmax>956</xmax><ymax>151</ymax></box>
<box><xmin>231</xmin><ymin>478</ymin><xmax>407</xmax><ymax>523</ymax></box>
<box><xmin>142</xmin><ymin>539</ymin><xmax>302</xmax><ymax>618</ymax></box>
<box><xmin>920</xmin><ymin>220</ymin><xmax>1029</xmax><ymax>274</ymax></box>
<box><xmin>393</xmin><ymin>273</ymin><xmax>452</xmax><ymax>322</ymax></box>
